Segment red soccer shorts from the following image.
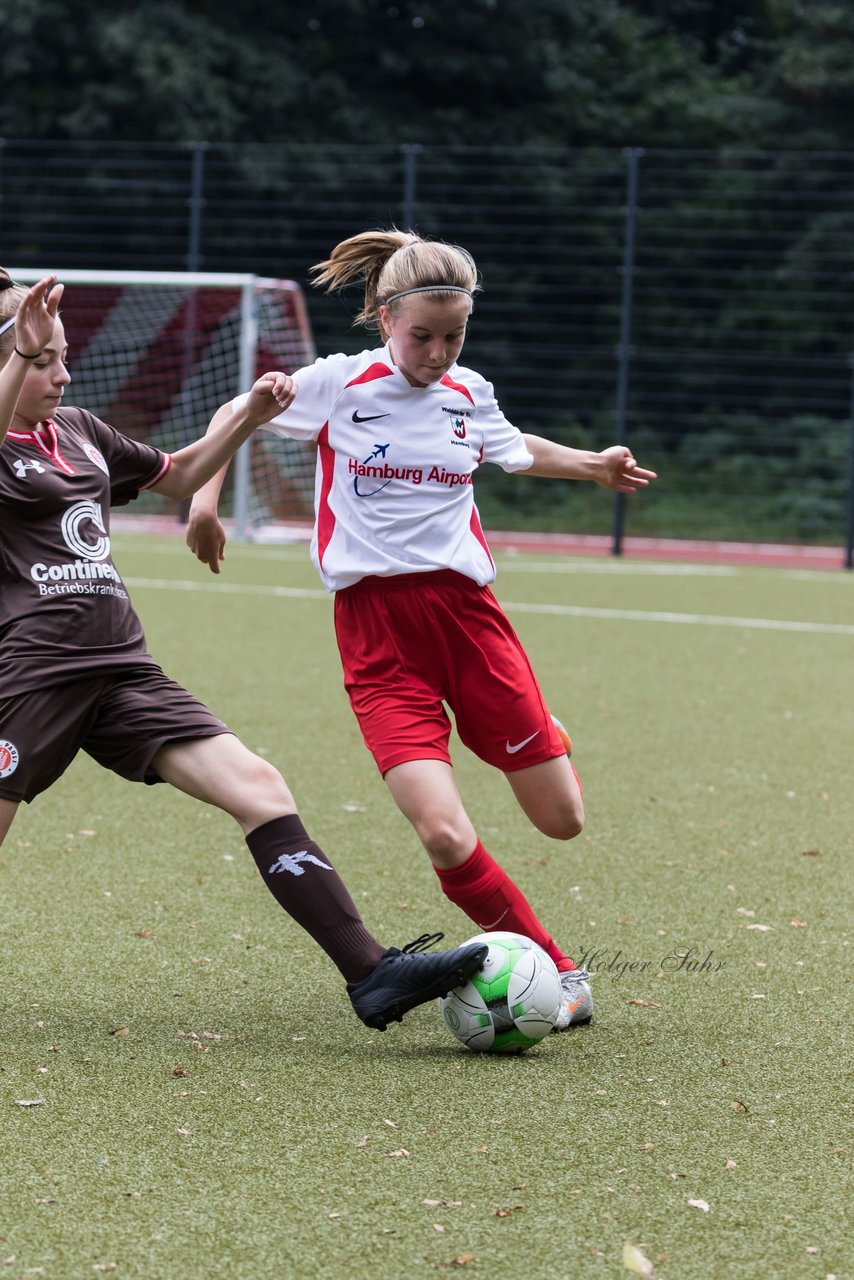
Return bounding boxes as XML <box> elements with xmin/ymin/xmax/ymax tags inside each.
<box><xmin>334</xmin><ymin>569</ymin><xmax>567</xmax><ymax>775</ymax></box>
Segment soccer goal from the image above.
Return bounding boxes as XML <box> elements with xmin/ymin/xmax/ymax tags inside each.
<box><xmin>10</xmin><ymin>268</ymin><xmax>317</xmax><ymax>540</ymax></box>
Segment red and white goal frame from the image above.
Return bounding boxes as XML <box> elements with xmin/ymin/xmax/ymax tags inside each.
<box><xmin>10</xmin><ymin>268</ymin><xmax>318</xmax><ymax>541</ymax></box>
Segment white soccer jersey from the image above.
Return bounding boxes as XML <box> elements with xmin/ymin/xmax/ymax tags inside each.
<box><xmin>245</xmin><ymin>344</ymin><xmax>533</xmax><ymax>591</ymax></box>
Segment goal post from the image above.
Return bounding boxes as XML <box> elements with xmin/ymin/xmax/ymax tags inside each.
<box><xmin>9</xmin><ymin>268</ymin><xmax>317</xmax><ymax>541</ymax></box>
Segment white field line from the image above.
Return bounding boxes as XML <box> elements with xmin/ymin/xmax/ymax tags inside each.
<box><xmin>115</xmin><ymin>537</ymin><xmax>852</xmax><ymax>582</ymax></box>
<box><xmin>125</xmin><ymin>576</ymin><xmax>854</xmax><ymax>636</ymax></box>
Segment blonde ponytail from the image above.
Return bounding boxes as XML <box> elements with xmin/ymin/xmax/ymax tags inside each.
<box><xmin>311</xmin><ymin>228</ymin><xmax>479</xmax><ymax>330</ymax></box>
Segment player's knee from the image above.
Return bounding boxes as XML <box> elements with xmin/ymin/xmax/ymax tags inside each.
<box><xmin>242</xmin><ymin>755</ymin><xmax>295</xmax><ymax>816</ymax></box>
<box><xmin>416</xmin><ymin>816</ymin><xmax>471</xmax><ymax>863</ymax></box>
<box><xmin>537</xmin><ymin>796</ymin><xmax>585</xmax><ymax>841</ymax></box>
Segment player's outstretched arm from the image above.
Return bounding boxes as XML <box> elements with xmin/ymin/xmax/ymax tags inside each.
<box><xmin>151</xmin><ymin>372</ymin><xmax>294</xmax><ymax>504</ymax></box>
<box><xmin>520</xmin><ymin>433</ymin><xmax>657</xmax><ymax>494</ymax></box>
<box><xmin>185</xmin><ymin>403</ymin><xmax>232</xmax><ymax>575</ymax></box>
<box><xmin>0</xmin><ymin>275</ymin><xmax>62</xmax><ymax>445</ymax></box>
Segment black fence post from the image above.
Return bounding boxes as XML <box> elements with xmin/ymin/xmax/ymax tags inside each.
<box><xmin>846</xmin><ymin>352</ymin><xmax>854</xmax><ymax>569</ymax></box>
<box><xmin>612</xmin><ymin>146</ymin><xmax>643</xmax><ymax>557</ymax></box>
<box><xmin>177</xmin><ymin>142</ymin><xmax>209</xmax><ymax>522</ymax></box>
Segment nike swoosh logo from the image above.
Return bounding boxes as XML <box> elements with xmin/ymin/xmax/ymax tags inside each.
<box><xmin>352</xmin><ymin>411</ymin><xmax>390</xmax><ymax>423</ymax></box>
<box><xmin>505</xmin><ymin>731</ymin><xmax>541</xmax><ymax>755</ymax></box>
<box><xmin>478</xmin><ymin>908</ymin><xmax>510</xmax><ymax>929</ymax></box>
<box><xmin>561</xmin><ymin>996</ymin><xmax>586</xmax><ymax>1019</ymax></box>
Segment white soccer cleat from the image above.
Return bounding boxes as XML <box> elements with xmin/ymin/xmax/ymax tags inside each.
<box><xmin>552</xmin><ymin>967</ymin><xmax>593</xmax><ymax>1031</ymax></box>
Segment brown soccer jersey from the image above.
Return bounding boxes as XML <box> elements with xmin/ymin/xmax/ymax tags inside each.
<box><xmin>0</xmin><ymin>407</ymin><xmax>171</xmax><ymax>696</ymax></box>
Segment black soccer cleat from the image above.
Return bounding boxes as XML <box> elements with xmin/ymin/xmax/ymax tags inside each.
<box><xmin>347</xmin><ymin>932</ymin><xmax>489</xmax><ymax>1031</ymax></box>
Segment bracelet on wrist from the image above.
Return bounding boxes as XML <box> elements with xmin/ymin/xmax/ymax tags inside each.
<box><xmin>14</xmin><ymin>346</ymin><xmax>42</xmax><ymax>360</ymax></box>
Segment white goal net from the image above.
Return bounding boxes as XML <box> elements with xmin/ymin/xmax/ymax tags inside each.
<box><xmin>11</xmin><ymin>269</ymin><xmax>317</xmax><ymax>538</ymax></box>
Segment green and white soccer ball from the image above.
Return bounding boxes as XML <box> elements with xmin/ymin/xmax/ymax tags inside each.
<box><xmin>438</xmin><ymin>931</ymin><xmax>562</xmax><ymax>1053</ymax></box>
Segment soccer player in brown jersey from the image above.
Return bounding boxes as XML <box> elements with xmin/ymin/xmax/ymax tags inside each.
<box><xmin>0</xmin><ymin>271</ymin><xmax>487</xmax><ymax>1031</ymax></box>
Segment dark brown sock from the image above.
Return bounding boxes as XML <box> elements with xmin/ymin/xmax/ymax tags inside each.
<box><xmin>246</xmin><ymin>814</ymin><xmax>386</xmax><ymax>982</ymax></box>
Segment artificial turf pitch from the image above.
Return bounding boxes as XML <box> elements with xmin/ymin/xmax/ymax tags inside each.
<box><xmin>1</xmin><ymin>535</ymin><xmax>849</xmax><ymax>1279</ymax></box>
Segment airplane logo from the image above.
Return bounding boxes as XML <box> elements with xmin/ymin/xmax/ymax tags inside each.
<box><xmin>354</xmin><ymin>442</ymin><xmax>393</xmax><ymax>498</ymax></box>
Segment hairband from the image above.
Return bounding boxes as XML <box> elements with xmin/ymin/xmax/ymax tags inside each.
<box><xmin>0</xmin><ymin>276</ymin><xmax>19</xmax><ymax>337</ymax></box>
<box><xmin>383</xmin><ymin>284</ymin><xmax>473</xmax><ymax>304</ymax></box>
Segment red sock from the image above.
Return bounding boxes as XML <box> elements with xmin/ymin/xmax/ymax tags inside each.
<box><xmin>434</xmin><ymin>841</ymin><xmax>577</xmax><ymax>973</ymax></box>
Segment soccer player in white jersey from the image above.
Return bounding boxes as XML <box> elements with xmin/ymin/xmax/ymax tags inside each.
<box><xmin>188</xmin><ymin>229</ymin><xmax>657</xmax><ymax>1030</ymax></box>
<box><xmin>0</xmin><ymin>271</ymin><xmax>488</xmax><ymax>1034</ymax></box>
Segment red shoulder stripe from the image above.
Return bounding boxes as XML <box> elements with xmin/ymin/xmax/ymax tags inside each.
<box><xmin>345</xmin><ymin>363</ymin><xmax>395</xmax><ymax>389</ymax></box>
<box><xmin>440</xmin><ymin>373</ymin><xmax>475</xmax><ymax>406</ymax></box>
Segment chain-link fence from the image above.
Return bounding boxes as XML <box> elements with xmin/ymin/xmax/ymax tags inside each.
<box><xmin>3</xmin><ymin>139</ymin><xmax>852</xmax><ymax>557</ymax></box>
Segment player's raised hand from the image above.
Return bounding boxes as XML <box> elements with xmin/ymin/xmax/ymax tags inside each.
<box><xmin>14</xmin><ymin>275</ymin><xmax>63</xmax><ymax>357</ymax></box>
<box><xmin>245</xmin><ymin>371</ymin><xmax>296</xmax><ymax>424</ymax></box>
<box><xmin>596</xmin><ymin>445</ymin><xmax>657</xmax><ymax>494</ymax></box>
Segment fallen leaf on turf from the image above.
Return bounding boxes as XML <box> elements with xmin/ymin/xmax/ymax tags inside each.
<box><xmin>439</xmin><ymin>1256</ymin><xmax>475</xmax><ymax>1269</ymax></box>
<box><xmin>802</xmin><ymin>848</ymin><xmax>821</xmax><ymax>856</ymax></box>
<box><xmin>434</xmin><ymin>1224</ymin><xmax>446</xmax><ymax>1233</ymax></box>
<box><xmin>170</xmin><ymin>1067</ymin><xmax>188</xmax><ymax>1078</ymax></box>
<box><xmin>109</xmin><ymin>1027</ymin><xmax>131</xmax><ymax>1037</ymax></box>
<box><xmin>629</xmin><ymin>999</ymin><xmax>661</xmax><ymax>1009</ymax></box>
<box><xmin>622</xmin><ymin>1242</ymin><xmax>655</xmax><ymax>1277</ymax></box>
<box><xmin>746</xmin><ymin>924</ymin><xmax>774</xmax><ymax>932</ymax></box>
<box><xmin>383</xmin><ymin>1118</ymin><xmax>398</xmax><ymax>1128</ymax></box>
<box><xmin>355</xmin><ymin>1136</ymin><xmax>369</xmax><ymax>1149</ymax></box>
<box><xmin>135</xmin><ymin>928</ymin><xmax>153</xmax><ymax>938</ymax></box>
<box><xmin>791</xmin><ymin>920</ymin><xmax>807</xmax><ymax>928</ymax></box>
<box><xmin>736</xmin><ymin>907</ymin><xmax>756</xmax><ymax>917</ymax></box>
<box><xmin>730</xmin><ymin>1100</ymin><xmax>749</xmax><ymax>1112</ymax></box>
<box><xmin>725</xmin><ymin>1160</ymin><xmax>737</xmax><ymax>1169</ymax></box>
<box><xmin>388</xmin><ymin>1148</ymin><xmax>409</xmax><ymax>1158</ymax></box>
<box><xmin>176</xmin><ymin>1127</ymin><xmax>192</xmax><ymax>1137</ymax></box>
<box><xmin>14</xmin><ymin>1099</ymin><xmax>44</xmax><ymax>1107</ymax></box>
<box><xmin>688</xmin><ymin>1199</ymin><xmax>711</xmax><ymax>1212</ymax></box>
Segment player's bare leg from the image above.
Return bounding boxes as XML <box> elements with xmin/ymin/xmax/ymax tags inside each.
<box><xmin>0</xmin><ymin>797</ymin><xmax>19</xmax><ymax>847</ymax></box>
<box><xmin>504</xmin><ymin>755</ymin><xmax>584</xmax><ymax>841</ymax></box>
<box><xmin>151</xmin><ymin>732</ymin><xmax>296</xmax><ymax>833</ymax></box>
<box><xmin>384</xmin><ymin>759</ymin><xmax>477</xmax><ymax>868</ymax></box>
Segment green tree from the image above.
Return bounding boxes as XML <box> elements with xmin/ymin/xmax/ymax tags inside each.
<box><xmin>1</xmin><ymin>0</ymin><xmax>851</xmax><ymax>149</ymax></box>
